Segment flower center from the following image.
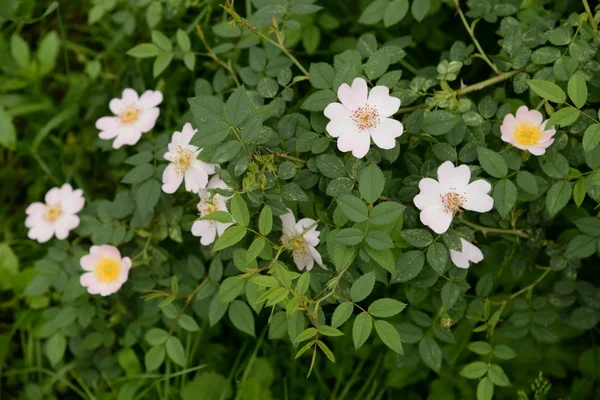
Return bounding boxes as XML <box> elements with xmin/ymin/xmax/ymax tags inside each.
<box><xmin>514</xmin><ymin>122</ymin><xmax>542</xmax><ymax>146</ymax></box>
<box><xmin>120</xmin><ymin>107</ymin><xmax>139</xmax><ymax>123</ymax></box>
<box><xmin>351</xmin><ymin>105</ymin><xmax>380</xmax><ymax>131</ymax></box>
<box><xmin>175</xmin><ymin>149</ymin><xmax>193</xmax><ymax>173</ymax></box>
<box><xmin>43</xmin><ymin>204</ymin><xmax>62</xmax><ymax>222</ymax></box>
<box><xmin>94</xmin><ymin>257</ymin><xmax>121</xmax><ymax>283</ymax></box>
<box><xmin>441</xmin><ymin>191</ymin><xmax>465</xmax><ymax>214</ymax></box>
<box><xmin>198</xmin><ymin>196</ymin><xmax>219</xmax><ymax>218</ymax></box>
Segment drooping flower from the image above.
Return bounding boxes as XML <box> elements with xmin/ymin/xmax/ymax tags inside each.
<box><xmin>413</xmin><ymin>161</ymin><xmax>493</xmax><ymax>234</ymax></box>
<box><xmin>95</xmin><ymin>88</ymin><xmax>163</xmax><ymax>149</ymax></box>
<box><xmin>500</xmin><ymin>105</ymin><xmax>556</xmax><ymax>155</ymax></box>
<box><xmin>450</xmin><ymin>239</ymin><xmax>484</xmax><ymax>269</ymax></box>
<box><xmin>162</xmin><ymin>123</ymin><xmax>215</xmax><ymax>194</ymax></box>
<box><xmin>25</xmin><ymin>184</ymin><xmax>85</xmax><ymax>243</ymax></box>
<box><xmin>279</xmin><ymin>210</ymin><xmax>325</xmax><ymax>271</ymax></box>
<box><xmin>80</xmin><ymin>245</ymin><xmax>131</xmax><ymax>296</ymax></box>
<box><xmin>323</xmin><ymin>77</ymin><xmax>403</xmax><ymax>159</ymax></box>
<box><xmin>191</xmin><ymin>175</ymin><xmax>233</xmax><ymax>245</ymax></box>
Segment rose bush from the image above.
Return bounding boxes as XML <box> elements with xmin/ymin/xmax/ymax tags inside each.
<box><xmin>1</xmin><ymin>0</ymin><xmax>600</xmax><ymax>399</ymax></box>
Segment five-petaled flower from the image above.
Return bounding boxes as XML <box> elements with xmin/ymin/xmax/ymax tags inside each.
<box><xmin>79</xmin><ymin>245</ymin><xmax>131</xmax><ymax>296</ymax></box>
<box><xmin>450</xmin><ymin>239</ymin><xmax>484</xmax><ymax>269</ymax></box>
<box><xmin>191</xmin><ymin>175</ymin><xmax>234</xmax><ymax>245</ymax></box>
<box><xmin>501</xmin><ymin>105</ymin><xmax>556</xmax><ymax>155</ymax></box>
<box><xmin>162</xmin><ymin>122</ymin><xmax>215</xmax><ymax>194</ymax></box>
<box><xmin>96</xmin><ymin>88</ymin><xmax>163</xmax><ymax>149</ymax></box>
<box><xmin>414</xmin><ymin>161</ymin><xmax>493</xmax><ymax>234</ymax></box>
<box><xmin>25</xmin><ymin>184</ymin><xmax>85</xmax><ymax>243</ymax></box>
<box><xmin>324</xmin><ymin>77</ymin><xmax>403</xmax><ymax>159</ymax></box>
<box><xmin>280</xmin><ymin>210</ymin><xmax>325</xmax><ymax>271</ymax></box>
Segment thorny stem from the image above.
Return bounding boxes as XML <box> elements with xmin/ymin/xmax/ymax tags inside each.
<box><xmin>459</xmin><ymin>215</ymin><xmax>530</xmax><ymax>239</ymax></box>
<box><xmin>454</xmin><ymin>0</ymin><xmax>500</xmax><ymax>74</ymax></box>
<box><xmin>263</xmin><ymin>147</ymin><xmax>307</xmax><ymax>164</ymax></box>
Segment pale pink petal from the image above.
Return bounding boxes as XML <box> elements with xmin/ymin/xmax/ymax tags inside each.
<box><xmin>96</xmin><ymin>116</ymin><xmax>120</xmax><ymax>132</ymax></box>
<box><xmin>438</xmin><ymin>162</ymin><xmax>471</xmax><ymax>192</ymax></box>
<box><xmin>28</xmin><ymin>223</ymin><xmax>55</xmax><ymax>243</ymax></box>
<box><xmin>337</xmin><ymin>131</ymin><xmax>370</xmax><ymax>159</ymax></box>
<box><xmin>26</xmin><ymin>202</ymin><xmax>45</xmax><ymax>216</ymax></box>
<box><xmin>112</xmin><ymin>128</ymin><xmax>143</xmax><ymax>149</ymax></box>
<box><xmin>162</xmin><ymin>164</ymin><xmax>183</xmax><ymax>194</ymax></box>
<box><xmin>462</xmin><ymin>239</ymin><xmax>484</xmax><ymax>264</ymax></box>
<box><xmin>326</xmin><ymin>117</ymin><xmax>358</xmax><ymax>139</ymax></box>
<box><xmin>193</xmin><ymin>159</ymin><xmax>216</xmax><ymax>175</ymax></box>
<box><xmin>80</xmin><ymin>254</ymin><xmax>99</xmax><ymax>271</ymax></box>
<box><xmin>516</xmin><ymin>105</ymin><xmax>543</xmax><ymax>126</ymax></box>
<box><xmin>122</xmin><ymin>88</ymin><xmax>139</xmax><ymax>103</ymax></box>
<box><xmin>528</xmin><ymin>140</ymin><xmax>554</xmax><ymax>155</ymax></box>
<box><xmin>500</xmin><ymin>114</ymin><xmax>517</xmax><ymax>142</ymax></box>
<box><xmin>138</xmin><ymin>90</ymin><xmax>163</xmax><ymax>109</ymax></box>
<box><xmin>25</xmin><ymin>215</ymin><xmax>39</xmax><ymax>228</ymax></box>
<box><xmin>370</xmin><ymin>118</ymin><xmax>403</xmax><ymax>149</ymax></box>
<box><xmin>99</xmin><ymin>245</ymin><xmax>122</xmax><ymax>261</ymax></box>
<box><xmin>109</xmin><ymin>98</ymin><xmax>124</xmax><ymax>115</ymax></box>
<box><xmin>280</xmin><ymin>210</ymin><xmax>296</xmax><ymax>235</ymax></box>
<box><xmin>293</xmin><ymin>249</ymin><xmax>312</xmax><ymax>271</ymax></box>
<box><xmin>463</xmin><ymin>180</ymin><xmax>493</xmax><ymax>212</ymax></box>
<box><xmin>338</xmin><ymin>78</ymin><xmax>368</xmax><ymax>110</ymax></box>
<box><xmin>54</xmin><ymin>214</ymin><xmax>79</xmax><ymax>239</ymax></box>
<box><xmin>45</xmin><ymin>187</ymin><xmax>62</xmax><ymax>204</ymax></box>
<box><xmin>308</xmin><ymin>246</ymin><xmax>325</xmax><ymax>269</ymax></box>
<box><xmin>80</xmin><ymin>272</ymin><xmax>97</xmax><ymax>288</ymax></box>
<box><xmin>61</xmin><ymin>189</ymin><xmax>85</xmax><ymax>214</ymax></box>
<box><xmin>450</xmin><ymin>248</ymin><xmax>471</xmax><ymax>269</ymax></box>
<box><xmin>216</xmin><ymin>222</ymin><xmax>233</xmax><ymax>236</ymax></box>
<box><xmin>191</xmin><ymin>220</ymin><xmax>217</xmax><ymax>245</ymax></box>
<box><xmin>367</xmin><ymin>86</ymin><xmax>401</xmax><ymax>118</ymax></box>
<box><xmin>99</xmin><ymin>127</ymin><xmax>120</xmax><ymax>140</ymax></box>
<box><xmin>420</xmin><ymin>205</ymin><xmax>453</xmax><ymax>234</ymax></box>
<box><xmin>324</xmin><ymin>102</ymin><xmax>351</xmax><ymax>120</ymax></box>
<box><xmin>414</xmin><ymin>178</ymin><xmax>444</xmax><ymax>210</ymax></box>
<box><xmin>184</xmin><ymin>164</ymin><xmax>209</xmax><ymax>193</ymax></box>
<box><xmin>207</xmin><ymin>175</ymin><xmax>229</xmax><ymax>190</ymax></box>
<box><xmin>137</xmin><ymin>108</ymin><xmax>160</xmax><ymax>133</ymax></box>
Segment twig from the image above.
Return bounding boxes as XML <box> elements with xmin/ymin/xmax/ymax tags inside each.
<box><xmin>459</xmin><ymin>215</ymin><xmax>530</xmax><ymax>239</ymax></box>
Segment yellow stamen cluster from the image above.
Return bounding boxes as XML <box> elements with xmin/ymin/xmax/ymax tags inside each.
<box><xmin>351</xmin><ymin>105</ymin><xmax>379</xmax><ymax>131</ymax></box>
<box><xmin>94</xmin><ymin>257</ymin><xmax>121</xmax><ymax>283</ymax></box>
<box><xmin>120</xmin><ymin>107</ymin><xmax>139</xmax><ymax>123</ymax></box>
<box><xmin>441</xmin><ymin>191</ymin><xmax>466</xmax><ymax>214</ymax></box>
<box><xmin>514</xmin><ymin>122</ymin><xmax>542</xmax><ymax>146</ymax></box>
<box><xmin>44</xmin><ymin>205</ymin><xmax>62</xmax><ymax>222</ymax></box>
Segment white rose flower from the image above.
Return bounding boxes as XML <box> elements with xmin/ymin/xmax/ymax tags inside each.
<box><xmin>95</xmin><ymin>88</ymin><xmax>163</xmax><ymax>149</ymax></box>
<box><xmin>162</xmin><ymin>123</ymin><xmax>216</xmax><ymax>194</ymax></box>
<box><xmin>79</xmin><ymin>245</ymin><xmax>131</xmax><ymax>296</ymax></box>
<box><xmin>25</xmin><ymin>184</ymin><xmax>85</xmax><ymax>243</ymax></box>
<box><xmin>280</xmin><ymin>210</ymin><xmax>325</xmax><ymax>271</ymax></box>
<box><xmin>413</xmin><ymin>161</ymin><xmax>493</xmax><ymax>234</ymax></box>
<box><xmin>324</xmin><ymin>77</ymin><xmax>403</xmax><ymax>159</ymax></box>
<box><xmin>450</xmin><ymin>239</ymin><xmax>484</xmax><ymax>269</ymax></box>
<box><xmin>191</xmin><ymin>175</ymin><xmax>233</xmax><ymax>245</ymax></box>
<box><xmin>501</xmin><ymin>105</ymin><xmax>556</xmax><ymax>155</ymax></box>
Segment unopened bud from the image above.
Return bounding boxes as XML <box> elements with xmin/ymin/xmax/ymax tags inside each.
<box><xmin>441</xmin><ymin>315</ymin><xmax>454</xmax><ymax>329</ymax></box>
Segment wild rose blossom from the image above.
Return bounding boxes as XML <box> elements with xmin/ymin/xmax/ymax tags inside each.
<box><xmin>191</xmin><ymin>175</ymin><xmax>233</xmax><ymax>246</ymax></box>
<box><xmin>450</xmin><ymin>239</ymin><xmax>484</xmax><ymax>269</ymax></box>
<box><xmin>413</xmin><ymin>161</ymin><xmax>493</xmax><ymax>234</ymax></box>
<box><xmin>162</xmin><ymin>122</ymin><xmax>215</xmax><ymax>194</ymax></box>
<box><xmin>500</xmin><ymin>105</ymin><xmax>556</xmax><ymax>155</ymax></box>
<box><xmin>25</xmin><ymin>184</ymin><xmax>85</xmax><ymax>243</ymax></box>
<box><xmin>280</xmin><ymin>210</ymin><xmax>325</xmax><ymax>271</ymax></box>
<box><xmin>79</xmin><ymin>245</ymin><xmax>131</xmax><ymax>296</ymax></box>
<box><xmin>324</xmin><ymin>77</ymin><xmax>403</xmax><ymax>159</ymax></box>
<box><xmin>96</xmin><ymin>88</ymin><xmax>163</xmax><ymax>149</ymax></box>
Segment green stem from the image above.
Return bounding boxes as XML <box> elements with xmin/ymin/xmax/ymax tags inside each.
<box><xmin>582</xmin><ymin>0</ymin><xmax>597</xmax><ymax>32</ymax></box>
<box><xmin>459</xmin><ymin>216</ymin><xmax>530</xmax><ymax>239</ymax></box>
<box><xmin>455</xmin><ymin>1</ymin><xmax>500</xmax><ymax>73</ymax></box>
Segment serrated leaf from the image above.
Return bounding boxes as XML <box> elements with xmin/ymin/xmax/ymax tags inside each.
<box><xmin>411</xmin><ymin>0</ymin><xmax>430</xmax><ymax>22</ymax></box>
<box><xmin>230</xmin><ymin>194</ymin><xmax>249</xmax><ymax>227</ymax></box>
<box><xmin>370</xmin><ymin>201</ymin><xmax>405</xmax><ymax>225</ymax></box>
<box><xmin>145</xmin><ymin>346</ymin><xmax>165</xmax><ymax>371</ymax></box>
<box><xmin>546</xmin><ymin>107</ymin><xmax>579</xmax><ymax>127</ymax></box>
<box><xmin>350</xmin><ymin>272</ymin><xmax>376</xmax><ymax>302</ymax></box>
<box><xmin>374</xmin><ymin>320</ymin><xmax>403</xmax><ymax>354</ymax></box>
<box><xmin>426</xmin><ymin>242</ymin><xmax>448</xmax><ymax>274</ymax></box>
<box><xmin>352</xmin><ymin>312</ymin><xmax>372</xmax><ymax>350</ymax></box>
<box><xmin>332</xmin><ymin>302</ymin><xmax>354</xmax><ymax>328</ymax></box>
<box><xmin>384</xmin><ymin>0</ymin><xmax>409</xmax><ymax>27</ymax></box>
<box><xmin>477</xmin><ymin>377</ymin><xmax>494</xmax><ymax>400</ymax></box>
<box><xmin>527</xmin><ymin>79</ymin><xmax>566</xmax><ymax>103</ymax></box>
<box><xmin>545</xmin><ymin>181</ymin><xmax>572</xmax><ymax>217</ymax></box>
<box><xmin>225</xmin><ymin>86</ymin><xmax>250</xmax><ymax>125</ymax></box>
<box><xmin>218</xmin><ymin>277</ymin><xmax>244</xmax><ymax>303</ymax></box>
<box><xmin>165</xmin><ymin>337</ymin><xmax>186</xmax><ymax>367</ymax></box>
<box><xmin>418</xmin><ymin>337</ymin><xmax>442</xmax><ymax>373</ymax></box>
<box><xmin>228</xmin><ymin>300</ymin><xmax>255</xmax><ymax>337</ymax></box>
<box><xmin>212</xmin><ymin>226</ymin><xmax>246</xmax><ymax>251</ymax></box>
<box><xmin>337</xmin><ymin>195</ymin><xmax>369</xmax><ymax>222</ymax></box>
<box><xmin>493</xmin><ymin>179</ymin><xmax>517</xmax><ymax>217</ymax></box>
<box><xmin>335</xmin><ymin>228</ymin><xmax>364</xmax><ymax>246</ymax></box>
<box><xmin>368</xmin><ymin>298</ymin><xmax>407</xmax><ymax>318</ymax></box>
<box><xmin>488</xmin><ymin>364</ymin><xmax>511</xmax><ymax>387</ymax></box>
<box><xmin>359</xmin><ymin>164</ymin><xmax>385</xmax><ymax>203</ymax></box>
<box><xmin>478</xmin><ymin>148</ymin><xmax>507</xmax><ymax>178</ymax></box>
<box><xmin>568</xmin><ymin>71</ymin><xmax>587</xmax><ymax>108</ymax></box>
<box><xmin>460</xmin><ymin>361</ymin><xmax>489</xmax><ymax>379</ymax></box>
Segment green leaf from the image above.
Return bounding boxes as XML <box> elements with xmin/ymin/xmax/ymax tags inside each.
<box><xmin>118</xmin><ymin>347</ymin><xmax>141</xmax><ymax>376</ymax></box>
<box><xmin>493</xmin><ymin>345</ymin><xmax>517</xmax><ymax>360</ymax></box>
<box><xmin>365</xmin><ymin>246</ymin><xmax>396</xmax><ymax>274</ymax></box>
<box><xmin>121</xmin><ymin>164</ymin><xmax>154</xmax><ymax>184</ymax></box>
<box><xmin>426</xmin><ymin>242</ymin><xmax>448</xmax><ymax>274</ymax></box>
<box><xmin>317</xmin><ymin>325</ymin><xmax>344</xmax><ymax>337</ymax></box>
<box><xmin>230</xmin><ymin>194</ymin><xmax>249</xmax><ymax>227</ymax></box>
<box><xmin>358</xmin><ymin>0</ymin><xmax>387</xmax><ymax>25</ymax></box>
<box><xmin>374</xmin><ymin>320</ymin><xmax>403</xmax><ymax>354</ymax></box>
<box><xmin>467</xmin><ymin>341</ymin><xmax>492</xmax><ymax>355</ymax></box>
<box><xmin>368</xmin><ymin>298</ymin><xmax>407</xmax><ymax>318</ymax></box>
<box><xmin>10</xmin><ymin>33</ymin><xmax>30</xmax><ymax>68</ymax></box>
<box><xmin>546</xmin><ymin>107</ymin><xmax>579</xmax><ymax>127</ymax></box>
<box><xmin>212</xmin><ymin>226</ymin><xmax>246</xmax><ymax>251</ymax></box>
<box><xmin>411</xmin><ymin>0</ymin><xmax>430</xmax><ymax>22</ymax></box>
<box><xmin>538</xmin><ymin>151</ymin><xmax>569</xmax><ymax>179</ymax></box>
<box><xmin>317</xmin><ymin>341</ymin><xmax>336</xmax><ymax>362</ymax></box>
<box><xmin>394</xmin><ymin>251</ymin><xmax>425</xmax><ymax>283</ymax></box>
<box><xmin>545</xmin><ymin>181</ymin><xmax>572</xmax><ymax>217</ymax></box>
<box><xmin>335</xmin><ymin>228</ymin><xmax>364</xmax><ymax>246</ymax></box>
<box><xmin>225</xmin><ymin>86</ymin><xmax>250</xmax><ymax>126</ymax></box>
<box><xmin>331</xmin><ymin>302</ymin><xmax>354</xmax><ymax>328</ymax></box>
<box><xmin>384</xmin><ymin>0</ymin><xmax>409</xmax><ymax>27</ymax></box>
<box><xmin>400</xmin><ymin>229</ymin><xmax>433</xmax><ymax>248</ymax></box>
<box><xmin>488</xmin><ymin>364</ymin><xmax>511</xmax><ymax>387</ymax></box>
<box><xmin>199</xmin><ymin>211</ymin><xmax>233</xmax><ymax>223</ymax></box>
<box><xmin>573</xmin><ymin>178</ymin><xmax>586</xmax><ymax>207</ymax></box>
<box><xmin>352</xmin><ymin>312</ymin><xmax>372</xmax><ymax>350</ymax></box>
<box><xmin>258</xmin><ymin>206</ymin><xmax>273</xmax><ymax>235</ymax></box>
<box><xmin>568</xmin><ymin>71</ymin><xmax>587</xmax><ymax>109</ymax></box>
<box><xmin>190</xmin><ymin>121</ymin><xmax>230</xmax><ymax>146</ymax></box>
<box><xmin>153</xmin><ymin>53</ymin><xmax>173</xmax><ymax>77</ymax></box>
<box><xmin>460</xmin><ymin>361</ymin><xmax>489</xmax><ymax>379</ymax></box>
<box><xmin>165</xmin><ymin>337</ymin><xmax>186</xmax><ymax>367</ymax></box>
<box><xmin>419</xmin><ymin>337</ymin><xmax>442</xmax><ymax>373</ymax></box>
<box><xmin>370</xmin><ymin>202</ymin><xmax>405</xmax><ymax>225</ymax></box>
<box><xmin>151</xmin><ymin>30</ymin><xmax>172</xmax><ymax>51</ymax></box>
<box><xmin>477</xmin><ymin>377</ymin><xmax>494</xmax><ymax>400</ymax></box>
<box><xmin>350</xmin><ymin>272</ymin><xmax>376</xmax><ymax>302</ymax></box>
<box><xmin>176</xmin><ymin>29</ymin><xmax>191</xmax><ymax>51</ymax></box>
<box><xmin>178</xmin><ymin>315</ymin><xmax>200</xmax><ymax>332</ymax></box>
<box><xmin>145</xmin><ymin>328</ymin><xmax>169</xmax><ymax>346</ymax></box>
<box><xmin>337</xmin><ymin>195</ymin><xmax>369</xmax><ymax>222</ymax></box>
<box><xmin>246</xmin><ymin>237</ymin><xmax>266</xmax><ymax>263</ymax></box>
<box><xmin>582</xmin><ymin>124</ymin><xmax>600</xmax><ymax>152</ymax></box>
<box><xmin>294</xmin><ymin>327</ymin><xmax>317</xmax><ymax>343</ymax></box>
<box><xmin>300</xmin><ymin>90</ymin><xmax>337</xmax><ymax>111</ymax></box>
<box><xmin>397</xmin><ymin>323</ymin><xmax>423</xmax><ymax>344</ymax></box>
<box><xmin>527</xmin><ymin>79</ymin><xmax>566</xmax><ymax>103</ymax></box>
<box><xmin>45</xmin><ymin>333</ymin><xmax>66</xmax><ymax>366</ymax></box>
<box><xmin>516</xmin><ymin>171</ymin><xmax>539</xmax><ymax>195</ymax></box>
<box><xmin>359</xmin><ymin>164</ymin><xmax>386</xmax><ymax>203</ymax></box>
<box><xmin>365</xmin><ymin>231</ymin><xmax>393</xmax><ymax>250</ymax></box>
<box><xmin>478</xmin><ymin>148</ymin><xmax>508</xmax><ymax>178</ymax></box>
<box><xmin>127</xmin><ymin>43</ymin><xmax>160</xmax><ymax>58</ymax></box>
<box><xmin>493</xmin><ymin>179</ymin><xmax>517</xmax><ymax>217</ymax></box>
<box><xmin>145</xmin><ymin>346</ymin><xmax>165</xmax><ymax>371</ymax></box>
<box><xmin>218</xmin><ymin>277</ymin><xmax>245</xmax><ymax>303</ymax></box>
<box><xmin>476</xmin><ymin>274</ymin><xmax>494</xmax><ymax>297</ymax></box>
<box><xmin>228</xmin><ymin>300</ymin><xmax>255</xmax><ymax>337</ymax></box>
<box><xmin>422</xmin><ymin>110</ymin><xmax>461</xmax><ymax>136</ymax></box>
<box><xmin>565</xmin><ymin>234</ymin><xmax>597</xmax><ymax>259</ymax></box>
<box><xmin>0</xmin><ymin>243</ymin><xmax>18</xmax><ymax>290</ymax></box>
<box><xmin>575</xmin><ymin>217</ymin><xmax>600</xmax><ymax>237</ymax></box>
<box><xmin>136</xmin><ymin>179</ymin><xmax>161</xmax><ymax>215</ymax></box>
<box><xmin>309</xmin><ymin>62</ymin><xmax>334</xmax><ymax>89</ymax></box>
<box><xmin>364</xmin><ymin>48</ymin><xmax>390</xmax><ymax>80</ymax></box>
<box><xmin>302</xmin><ymin>25</ymin><xmax>320</xmax><ymax>54</ymax></box>
<box><xmin>316</xmin><ymin>154</ymin><xmax>345</xmax><ymax>178</ymax></box>
<box><xmin>441</xmin><ymin>282</ymin><xmax>461</xmax><ymax>309</ymax></box>
<box><xmin>0</xmin><ymin>106</ymin><xmax>17</xmax><ymax>150</ymax></box>
<box><xmin>209</xmin><ymin>296</ymin><xmax>228</xmax><ymax>326</ymax></box>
